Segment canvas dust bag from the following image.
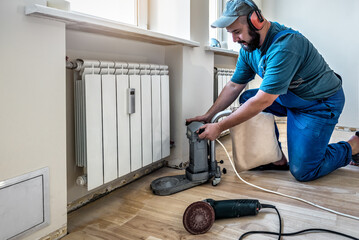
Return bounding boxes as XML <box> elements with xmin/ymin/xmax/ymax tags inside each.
<box><xmin>229</xmin><ymin>112</ymin><xmax>282</xmax><ymax>172</ymax></box>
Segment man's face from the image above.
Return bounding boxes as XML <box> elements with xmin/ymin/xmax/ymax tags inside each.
<box><xmin>226</xmin><ymin>16</ymin><xmax>260</xmax><ymax>52</ymax></box>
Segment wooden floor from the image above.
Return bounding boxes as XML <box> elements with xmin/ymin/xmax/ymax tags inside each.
<box><xmin>64</xmin><ymin>123</ymin><xmax>359</xmax><ymax>240</ymax></box>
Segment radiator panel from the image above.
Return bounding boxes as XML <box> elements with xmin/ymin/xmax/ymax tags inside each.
<box><xmin>225</xmin><ymin>75</ymin><xmax>231</xmax><ymax>110</ymax></box>
<box><xmin>130</xmin><ymin>75</ymin><xmax>142</xmax><ymax>171</ymax></box>
<box><xmin>85</xmin><ymin>74</ymin><xmax>104</xmax><ymax>190</ymax></box>
<box><xmin>141</xmin><ymin>75</ymin><xmax>153</xmax><ymax>166</ymax></box>
<box><xmin>161</xmin><ymin>75</ymin><xmax>170</xmax><ymax>158</ymax></box>
<box><xmin>217</xmin><ymin>74</ymin><xmax>223</xmax><ymax>98</ymax></box>
<box><xmin>116</xmin><ymin>75</ymin><xmax>131</xmax><ymax>177</ymax></box>
<box><xmin>223</xmin><ymin>75</ymin><xmax>228</xmax><ymax>94</ymax></box>
<box><xmin>102</xmin><ymin>74</ymin><xmax>118</xmax><ymax>183</ymax></box>
<box><xmin>151</xmin><ymin>75</ymin><xmax>162</xmax><ymax>162</ymax></box>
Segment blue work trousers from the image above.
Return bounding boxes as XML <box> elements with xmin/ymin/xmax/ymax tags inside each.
<box><xmin>239</xmin><ymin>88</ymin><xmax>352</xmax><ymax>181</ymax></box>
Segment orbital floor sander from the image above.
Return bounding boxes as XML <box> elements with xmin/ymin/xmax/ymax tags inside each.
<box><xmin>150</xmin><ymin>110</ymin><xmax>232</xmax><ymax>196</ymax></box>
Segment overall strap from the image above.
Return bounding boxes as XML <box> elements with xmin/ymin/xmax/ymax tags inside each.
<box><xmin>258</xmin><ymin>29</ymin><xmax>301</xmax><ymax>78</ymax></box>
<box><xmin>271</xmin><ymin>29</ymin><xmax>300</xmax><ymax>44</ymax></box>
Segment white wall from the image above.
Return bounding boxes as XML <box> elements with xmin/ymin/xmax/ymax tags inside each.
<box><xmin>262</xmin><ymin>0</ymin><xmax>359</xmax><ymax>128</ymax></box>
<box><xmin>148</xmin><ymin>0</ymin><xmax>191</xmax><ymax>39</ymax></box>
<box><xmin>66</xmin><ymin>30</ymin><xmax>166</xmax><ymax>64</ymax></box>
<box><xmin>166</xmin><ymin>46</ymin><xmax>215</xmax><ymax>167</ymax></box>
<box><xmin>163</xmin><ymin>0</ymin><xmax>218</xmax><ymax>167</ymax></box>
<box><xmin>188</xmin><ymin>0</ymin><xmax>216</xmax><ymax>113</ymax></box>
<box><xmin>182</xmin><ymin>47</ymin><xmax>214</xmax><ymax>124</ymax></box>
<box><xmin>214</xmin><ymin>55</ymin><xmax>237</xmax><ymax>69</ymax></box>
<box><xmin>164</xmin><ymin>46</ymin><xmax>186</xmax><ymax>167</ymax></box>
<box><xmin>0</xmin><ymin>0</ymin><xmax>67</xmax><ymax>239</ymax></box>
<box><xmin>155</xmin><ymin>0</ymin><xmax>237</xmax><ymax>168</ymax></box>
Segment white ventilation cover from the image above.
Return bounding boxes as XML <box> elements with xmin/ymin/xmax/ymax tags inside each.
<box><xmin>0</xmin><ymin>167</ymin><xmax>50</xmax><ymax>240</ymax></box>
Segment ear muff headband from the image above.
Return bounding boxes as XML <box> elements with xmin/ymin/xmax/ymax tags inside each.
<box><xmin>243</xmin><ymin>0</ymin><xmax>264</xmax><ymax>31</ymax></box>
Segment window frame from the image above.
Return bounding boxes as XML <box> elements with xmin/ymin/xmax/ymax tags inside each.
<box><xmin>209</xmin><ymin>0</ymin><xmax>228</xmax><ymax>46</ymax></box>
<box><xmin>67</xmin><ymin>0</ymin><xmax>148</xmax><ymax>29</ymax></box>
<box><xmin>209</xmin><ymin>0</ymin><xmax>242</xmax><ymax>51</ymax></box>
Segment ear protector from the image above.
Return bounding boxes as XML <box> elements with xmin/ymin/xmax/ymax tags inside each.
<box><xmin>243</xmin><ymin>0</ymin><xmax>264</xmax><ymax>31</ymax></box>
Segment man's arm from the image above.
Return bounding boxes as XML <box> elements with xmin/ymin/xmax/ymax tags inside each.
<box><xmin>186</xmin><ymin>81</ymin><xmax>247</xmax><ymax>124</ymax></box>
<box><xmin>198</xmin><ymin>90</ymin><xmax>279</xmax><ymax>140</ymax></box>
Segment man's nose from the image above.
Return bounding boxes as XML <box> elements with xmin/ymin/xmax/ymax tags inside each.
<box><xmin>232</xmin><ymin>33</ymin><xmax>239</xmax><ymax>42</ymax></box>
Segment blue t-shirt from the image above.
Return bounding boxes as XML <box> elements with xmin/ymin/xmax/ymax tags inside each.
<box><xmin>231</xmin><ymin>22</ymin><xmax>342</xmax><ymax>100</ymax></box>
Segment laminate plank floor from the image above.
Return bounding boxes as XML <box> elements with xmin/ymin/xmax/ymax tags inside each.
<box><xmin>64</xmin><ymin>123</ymin><xmax>359</xmax><ymax>240</ymax></box>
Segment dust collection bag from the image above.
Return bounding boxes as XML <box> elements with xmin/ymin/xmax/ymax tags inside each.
<box><xmin>229</xmin><ymin>112</ymin><xmax>282</xmax><ymax>172</ymax></box>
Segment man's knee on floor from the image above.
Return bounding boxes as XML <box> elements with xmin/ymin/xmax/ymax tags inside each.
<box><xmin>290</xmin><ymin>166</ymin><xmax>315</xmax><ymax>182</ymax></box>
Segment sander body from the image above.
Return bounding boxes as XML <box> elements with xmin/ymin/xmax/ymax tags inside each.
<box><xmin>150</xmin><ymin>110</ymin><xmax>232</xmax><ymax>196</ymax></box>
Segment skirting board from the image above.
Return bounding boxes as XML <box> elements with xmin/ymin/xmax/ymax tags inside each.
<box><xmin>39</xmin><ymin>226</ymin><xmax>67</xmax><ymax>240</ymax></box>
<box><xmin>67</xmin><ymin>160</ymin><xmax>166</xmax><ymax>212</ymax></box>
<box><xmin>335</xmin><ymin>125</ymin><xmax>358</xmax><ymax>132</ymax></box>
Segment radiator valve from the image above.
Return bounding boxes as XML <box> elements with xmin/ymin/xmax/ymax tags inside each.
<box><xmin>76</xmin><ymin>175</ymin><xmax>87</xmax><ymax>186</ymax></box>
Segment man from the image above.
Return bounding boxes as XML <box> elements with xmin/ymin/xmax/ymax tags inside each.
<box><xmin>186</xmin><ymin>0</ymin><xmax>359</xmax><ymax>181</ymax></box>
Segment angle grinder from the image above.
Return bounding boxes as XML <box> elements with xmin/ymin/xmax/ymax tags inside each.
<box><xmin>183</xmin><ymin>199</ymin><xmax>262</xmax><ymax>235</ymax></box>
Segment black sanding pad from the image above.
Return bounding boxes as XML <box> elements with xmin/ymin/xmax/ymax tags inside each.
<box><xmin>183</xmin><ymin>201</ymin><xmax>215</xmax><ymax>235</ymax></box>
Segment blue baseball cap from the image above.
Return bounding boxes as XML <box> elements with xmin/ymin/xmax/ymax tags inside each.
<box><xmin>211</xmin><ymin>0</ymin><xmax>252</xmax><ymax>28</ymax></box>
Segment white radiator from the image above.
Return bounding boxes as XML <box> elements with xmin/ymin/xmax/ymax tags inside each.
<box><xmin>214</xmin><ymin>68</ymin><xmax>239</xmax><ymax>109</ymax></box>
<box><xmin>74</xmin><ymin>60</ymin><xmax>170</xmax><ymax>190</ymax></box>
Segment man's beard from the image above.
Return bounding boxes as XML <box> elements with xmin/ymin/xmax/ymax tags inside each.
<box><xmin>239</xmin><ymin>28</ymin><xmax>260</xmax><ymax>52</ymax></box>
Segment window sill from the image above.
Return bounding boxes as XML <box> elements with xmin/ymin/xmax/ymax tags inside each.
<box><xmin>25</xmin><ymin>4</ymin><xmax>200</xmax><ymax>48</ymax></box>
<box><xmin>204</xmin><ymin>46</ymin><xmax>238</xmax><ymax>57</ymax></box>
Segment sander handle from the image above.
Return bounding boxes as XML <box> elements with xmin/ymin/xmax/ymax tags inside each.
<box><xmin>204</xmin><ymin>199</ymin><xmax>261</xmax><ymax>219</ymax></box>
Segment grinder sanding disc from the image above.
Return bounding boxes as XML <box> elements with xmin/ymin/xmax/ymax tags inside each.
<box><xmin>183</xmin><ymin>201</ymin><xmax>215</xmax><ymax>235</ymax></box>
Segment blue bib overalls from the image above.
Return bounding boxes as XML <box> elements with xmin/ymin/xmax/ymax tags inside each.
<box><xmin>239</xmin><ymin>31</ymin><xmax>352</xmax><ymax>181</ymax></box>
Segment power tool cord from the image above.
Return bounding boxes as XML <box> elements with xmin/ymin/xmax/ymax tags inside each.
<box><xmin>215</xmin><ymin>139</ymin><xmax>359</xmax><ymax>239</ymax></box>
<box><xmin>239</xmin><ymin>204</ymin><xmax>358</xmax><ymax>240</ymax></box>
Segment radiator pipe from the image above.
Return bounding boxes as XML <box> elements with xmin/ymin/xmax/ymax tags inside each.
<box><xmin>66</xmin><ymin>58</ymin><xmax>83</xmax><ymax>71</ymax></box>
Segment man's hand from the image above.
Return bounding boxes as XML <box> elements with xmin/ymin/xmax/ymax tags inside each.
<box><xmin>185</xmin><ymin>114</ymin><xmax>211</xmax><ymax>125</ymax></box>
<box><xmin>197</xmin><ymin>123</ymin><xmax>222</xmax><ymax>141</ymax></box>
<box><xmin>185</xmin><ymin>82</ymin><xmax>246</xmax><ymax>126</ymax></box>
